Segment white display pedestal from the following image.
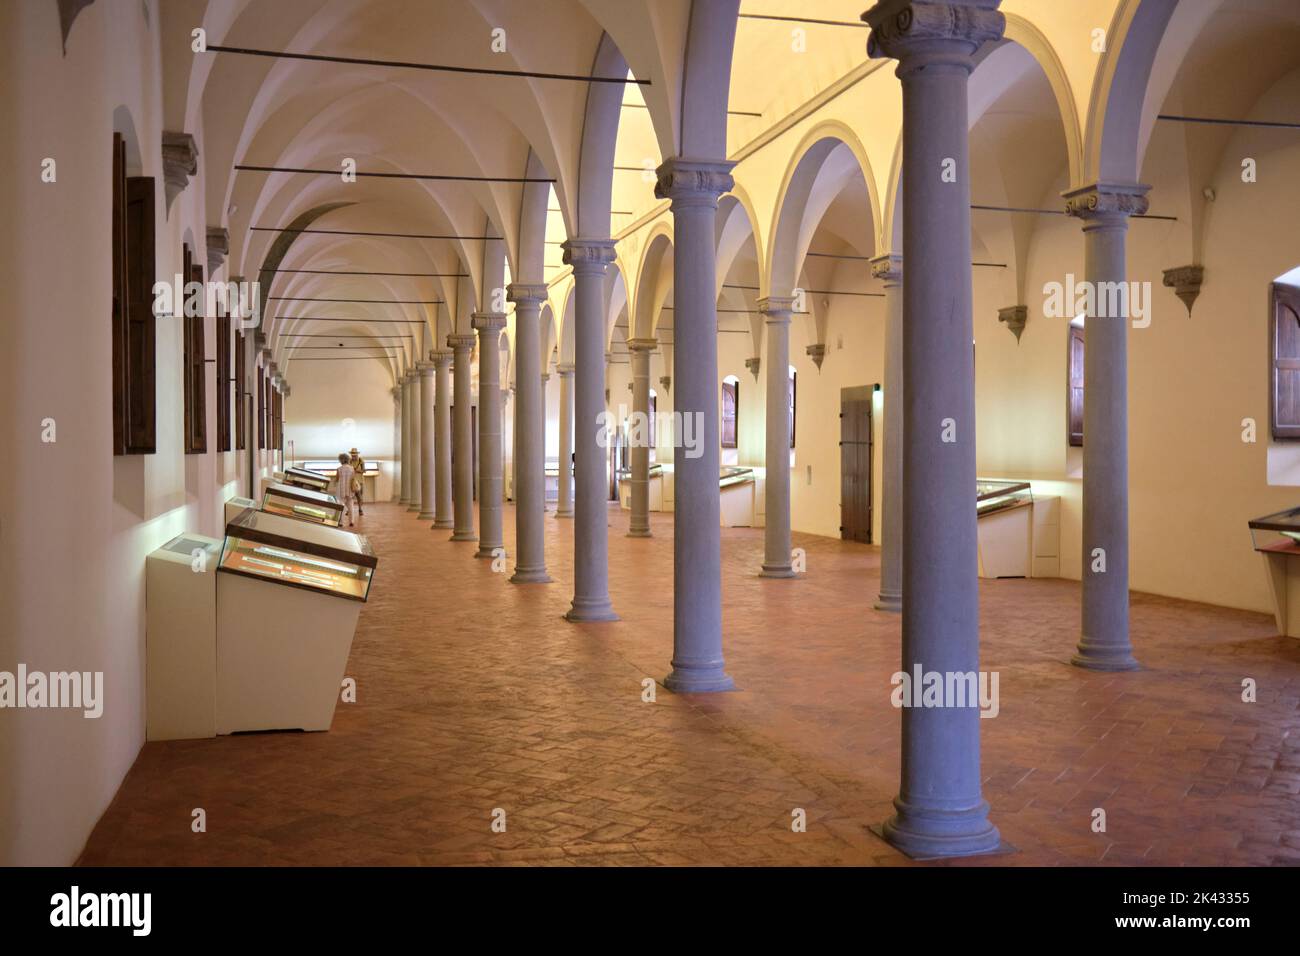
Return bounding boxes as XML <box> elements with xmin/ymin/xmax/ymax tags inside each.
<box><xmin>1260</xmin><ymin>549</ymin><xmax>1300</xmax><ymax>638</ymax></box>
<box><xmin>617</xmin><ymin>472</ymin><xmax>665</xmax><ymax>512</ymax></box>
<box><xmin>977</xmin><ymin>502</ymin><xmax>1033</xmax><ymax>578</ymax></box>
<box><xmin>145</xmin><ymin>533</ymin><xmax>221</xmax><ymax>740</ymax></box>
<box><xmin>720</xmin><ymin>478</ymin><xmax>756</xmax><ymax>528</ymax></box>
<box><xmin>215</xmin><ymin>573</ymin><xmax>359</xmax><ymax>733</ymax></box>
<box><xmin>224</xmin><ymin>497</ymin><xmax>257</xmax><ymax>525</ymax></box>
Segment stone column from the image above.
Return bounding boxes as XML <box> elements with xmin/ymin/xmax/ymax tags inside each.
<box><xmin>472</xmin><ymin>313</ymin><xmax>506</xmax><ymax>558</ymax></box>
<box><xmin>406</xmin><ymin>370</ymin><xmax>421</xmax><ymax>513</ymax></box>
<box><xmin>391</xmin><ymin>386</ymin><xmax>403</xmax><ymax>502</ymax></box>
<box><xmin>556</xmin><ymin>363</ymin><xmax>575</xmax><ymax>518</ymax></box>
<box><xmin>1064</xmin><ymin>181</ymin><xmax>1149</xmax><ymax>671</ymax></box>
<box><xmin>447</xmin><ymin>333</ymin><xmax>477</xmax><ymax>542</ymax></box>
<box><xmin>561</xmin><ymin>239</ymin><xmax>618</xmax><ymax>621</ymax></box>
<box><xmin>508</xmin><ymin>284</ymin><xmax>552</xmax><ymax>582</ymax></box>
<box><xmin>865</xmin><ymin>0</ymin><xmax>1004</xmax><ymax>859</ymax></box>
<box><xmin>871</xmin><ymin>253</ymin><xmax>904</xmax><ymax>611</ymax></box>
<box><xmin>431</xmin><ymin>350</ymin><xmax>454</xmax><ymax>529</ymax></box>
<box><xmin>758</xmin><ymin>297</ymin><xmax>794</xmax><ymax>578</ymax></box>
<box><xmin>398</xmin><ymin>375</ymin><xmax>412</xmax><ymax>506</ymax></box>
<box><xmin>418</xmin><ymin>360</ymin><xmax>437</xmax><ymax>520</ymax></box>
<box><xmin>656</xmin><ymin>157</ymin><xmax>735</xmax><ymax>691</ymax></box>
<box><xmin>627</xmin><ymin>338</ymin><xmax>656</xmax><ymax>537</ymax></box>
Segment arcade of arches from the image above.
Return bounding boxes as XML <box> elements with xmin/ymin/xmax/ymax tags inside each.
<box><xmin>2</xmin><ymin>0</ymin><xmax>1300</xmax><ymax>867</ymax></box>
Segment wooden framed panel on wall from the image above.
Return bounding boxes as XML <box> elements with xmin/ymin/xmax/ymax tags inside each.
<box><xmin>112</xmin><ymin>132</ymin><xmax>157</xmax><ymax>454</ymax></box>
<box><xmin>184</xmin><ymin>255</ymin><xmax>207</xmax><ymax>453</ymax></box>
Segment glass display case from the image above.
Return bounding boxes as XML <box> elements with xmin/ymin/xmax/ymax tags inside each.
<box><xmin>295</xmin><ymin>459</ymin><xmax>381</xmax><ymax>477</ymax></box>
<box><xmin>976</xmin><ymin>479</ymin><xmax>1032</xmax><ymax>516</ymax></box>
<box><xmin>617</xmin><ymin>462</ymin><xmax>663</xmax><ymax>480</ymax></box>
<box><xmin>218</xmin><ymin>508</ymin><xmax>377</xmax><ymax>602</ymax></box>
<box><xmin>719</xmin><ymin>466</ymin><xmax>754</xmax><ymax>489</ymax></box>
<box><xmin>262</xmin><ymin>482</ymin><xmax>344</xmax><ymax>526</ymax></box>
<box><xmin>283</xmin><ymin>466</ymin><xmax>331</xmax><ymax>493</ymax></box>
<box><xmin>1248</xmin><ymin>506</ymin><xmax>1300</xmax><ymax>554</ymax></box>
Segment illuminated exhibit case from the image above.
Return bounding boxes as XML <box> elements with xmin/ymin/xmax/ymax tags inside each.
<box><xmin>262</xmin><ymin>481</ymin><xmax>344</xmax><ymax>527</ymax></box>
<box><xmin>1249</xmin><ymin>506</ymin><xmax>1300</xmax><ymax>638</ymax></box>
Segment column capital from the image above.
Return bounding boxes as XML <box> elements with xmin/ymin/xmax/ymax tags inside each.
<box><xmin>864</xmin><ymin>1</ymin><xmax>1005</xmax><ymax>71</ymax></box>
<box><xmin>654</xmin><ymin>157</ymin><xmax>736</xmax><ymax>208</ymax></box>
<box><xmin>557</xmin><ymin>362</ymin><xmax>575</xmax><ymax>376</ymax></box>
<box><xmin>758</xmin><ymin>296</ymin><xmax>795</xmax><ymax>321</ymax></box>
<box><xmin>506</xmin><ymin>282</ymin><xmax>549</xmax><ymax>306</ymax></box>
<box><xmin>391</xmin><ymin>385</ymin><xmax>403</xmax><ymax>400</ymax></box>
<box><xmin>626</xmin><ymin>337</ymin><xmax>658</xmax><ymax>352</ymax></box>
<box><xmin>561</xmin><ymin>238</ymin><xmax>617</xmax><ymax>276</ymax></box>
<box><xmin>429</xmin><ymin>349</ymin><xmax>453</xmax><ymax>368</ymax></box>
<box><xmin>447</xmin><ymin>333</ymin><xmax>476</xmax><ymax>353</ymax></box>
<box><xmin>870</xmin><ymin>252</ymin><xmax>903</xmax><ymax>283</ymax></box>
<box><xmin>161</xmin><ymin>130</ymin><xmax>198</xmax><ymax>208</ymax></box>
<box><xmin>418</xmin><ymin>360</ymin><xmax>436</xmax><ymax>377</ymax></box>
<box><xmin>1063</xmin><ymin>181</ymin><xmax>1150</xmax><ymax>222</ymax></box>
<box><xmin>471</xmin><ymin>311</ymin><xmax>508</xmax><ymax>333</ymax></box>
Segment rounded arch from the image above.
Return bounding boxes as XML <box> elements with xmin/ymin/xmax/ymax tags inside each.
<box><xmin>1001</xmin><ymin>13</ymin><xmax>1084</xmax><ymax>187</ymax></box>
<box><xmin>632</xmin><ymin>223</ymin><xmax>674</xmax><ymax>341</ymax></box>
<box><xmin>766</xmin><ymin>121</ymin><xmax>881</xmax><ymax>297</ymax></box>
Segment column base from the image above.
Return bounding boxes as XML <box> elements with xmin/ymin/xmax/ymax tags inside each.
<box><xmin>554</xmin><ymin>510</ymin><xmax>573</xmax><ymax>519</ymax></box>
<box><xmin>510</xmin><ymin>568</ymin><xmax>553</xmax><ymax>584</ymax></box>
<box><xmin>474</xmin><ymin>545</ymin><xmax>502</xmax><ymax>559</ymax></box>
<box><xmin>874</xmin><ymin>591</ymin><xmax>903</xmax><ymax>613</ymax></box>
<box><xmin>664</xmin><ymin>664</ymin><xmax>734</xmax><ymax>694</ymax></box>
<box><xmin>564</xmin><ymin>597</ymin><xmax>619</xmax><ymax>622</ymax></box>
<box><xmin>760</xmin><ymin>564</ymin><xmax>795</xmax><ymax>579</ymax></box>
<box><xmin>627</xmin><ymin>528</ymin><xmax>652</xmax><ymax>538</ymax></box>
<box><xmin>432</xmin><ymin>519</ymin><xmax>453</xmax><ymax>529</ymax></box>
<box><xmin>876</xmin><ymin>798</ymin><xmax>1004</xmax><ymax>860</ymax></box>
<box><xmin>398</xmin><ymin>498</ymin><xmax>410</xmax><ymax>507</ymax></box>
<box><xmin>1071</xmin><ymin>640</ymin><xmax>1140</xmax><ymax>671</ymax></box>
<box><xmin>406</xmin><ymin>505</ymin><xmax>420</xmax><ymax>513</ymax></box>
<box><xmin>449</xmin><ymin>531</ymin><xmax>478</xmax><ymax>543</ymax></box>
<box><xmin>417</xmin><ymin>511</ymin><xmax>435</xmax><ymax>521</ymax></box>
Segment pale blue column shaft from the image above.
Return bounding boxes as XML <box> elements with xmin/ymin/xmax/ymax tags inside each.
<box><xmin>866</xmin><ymin>0</ymin><xmax>1004</xmax><ymax>859</ymax></box>
<box><xmin>398</xmin><ymin>374</ymin><xmax>412</xmax><ymax>506</ymax></box>
<box><xmin>872</xmin><ymin>255</ymin><xmax>903</xmax><ymax>611</ymax></box>
<box><xmin>391</xmin><ymin>387</ymin><xmax>402</xmax><ymax>502</ymax></box>
<box><xmin>448</xmin><ymin>334</ymin><xmax>477</xmax><ymax>541</ymax></box>
<box><xmin>658</xmin><ymin>159</ymin><xmax>734</xmax><ymax>692</ymax></box>
<box><xmin>509</xmin><ymin>286</ymin><xmax>552</xmax><ymax>582</ymax></box>
<box><xmin>562</xmin><ymin>240</ymin><xmax>618</xmax><ymax>621</ymax></box>
<box><xmin>759</xmin><ymin>299</ymin><xmax>793</xmax><ymax>578</ymax></box>
<box><xmin>627</xmin><ymin>339</ymin><xmax>655</xmax><ymax>537</ymax></box>
<box><xmin>1066</xmin><ymin>182</ymin><xmax>1148</xmax><ymax>670</ymax></box>
<box><xmin>473</xmin><ymin>314</ymin><xmax>506</xmax><ymax>558</ymax></box>
<box><xmin>432</xmin><ymin>351</ymin><xmax>454</xmax><ymax>529</ymax></box>
<box><xmin>556</xmin><ymin>364</ymin><xmax>574</xmax><ymax>518</ymax></box>
<box><xmin>418</xmin><ymin>362</ymin><xmax>436</xmax><ymax>520</ymax></box>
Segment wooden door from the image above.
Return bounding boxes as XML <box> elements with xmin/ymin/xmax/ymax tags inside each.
<box><xmin>840</xmin><ymin>396</ymin><xmax>873</xmax><ymax>543</ymax></box>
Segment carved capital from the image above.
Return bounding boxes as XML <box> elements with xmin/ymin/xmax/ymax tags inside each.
<box><xmin>417</xmin><ymin>360</ymin><xmax>435</xmax><ymax>377</ymax></box>
<box><xmin>557</xmin><ymin>363</ymin><xmax>576</xmax><ymax>376</ymax></box>
<box><xmin>758</xmin><ymin>295</ymin><xmax>796</xmax><ymax>320</ymax></box>
<box><xmin>806</xmin><ymin>343</ymin><xmax>827</xmax><ymax>370</ymax></box>
<box><xmin>430</xmin><ymin>349</ymin><xmax>453</xmax><ymax>368</ymax></box>
<box><xmin>561</xmin><ymin>238</ymin><xmax>617</xmax><ymax>276</ymax></box>
<box><xmin>745</xmin><ymin>357</ymin><xmax>761</xmax><ymax>380</ymax></box>
<box><xmin>506</xmin><ymin>282</ymin><xmax>549</xmax><ymax>307</ymax></box>
<box><xmin>1063</xmin><ymin>181</ymin><xmax>1151</xmax><ymax>222</ymax></box>
<box><xmin>627</xmin><ymin>337</ymin><xmax>658</xmax><ymax>353</ymax></box>
<box><xmin>446</xmin><ymin>333</ymin><xmax>476</xmax><ymax>353</ymax></box>
<box><xmin>659</xmin><ymin>375</ymin><xmax>672</xmax><ymax>393</ymax></box>
<box><xmin>864</xmin><ymin>1</ymin><xmax>1005</xmax><ymax>69</ymax></box>
<box><xmin>472</xmin><ymin>311</ymin><xmax>508</xmax><ymax>334</ymax></box>
<box><xmin>998</xmin><ymin>304</ymin><xmax>1028</xmax><ymax>343</ymax></box>
<box><xmin>206</xmin><ymin>227</ymin><xmax>229</xmax><ymax>276</ymax></box>
<box><xmin>654</xmin><ymin>157</ymin><xmax>736</xmax><ymax>208</ymax></box>
<box><xmin>1162</xmin><ymin>265</ymin><xmax>1204</xmax><ymax>316</ymax></box>
<box><xmin>870</xmin><ymin>252</ymin><xmax>903</xmax><ymax>283</ymax></box>
<box><xmin>161</xmin><ymin>131</ymin><xmax>198</xmax><ymax>209</ymax></box>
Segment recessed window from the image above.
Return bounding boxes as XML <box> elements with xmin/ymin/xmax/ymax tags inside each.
<box><xmin>111</xmin><ymin>132</ymin><xmax>157</xmax><ymax>455</ymax></box>
<box><xmin>183</xmin><ymin>248</ymin><xmax>207</xmax><ymax>454</ymax></box>
<box><xmin>1068</xmin><ymin>322</ymin><xmax>1084</xmax><ymax>447</ymax></box>
<box><xmin>788</xmin><ymin>366</ymin><xmax>797</xmax><ymax>448</ymax></box>
<box><xmin>721</xmin><ymin>377</ymin><xmax>739</xmax><ymax>449</ymax></box>
<box><xmin>1271</xmin><ymin>282</ymin><xmax>1300</xmax><ymax>440</ymax></box>
<box><xmin>217</xmin><ymin>300</ymin><xmax>232</xmax><ymax>452</ymax></box>
<box><xmin>235</xmin><ymin>331</ymin><xmax>247</xmax><ymax>451</ymax></box>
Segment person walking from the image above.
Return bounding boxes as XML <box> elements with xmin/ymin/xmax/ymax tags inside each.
<box><xmin>349</xmin><ymin>447</ymin><xmax>367</xmax><ymax>516</ymax></box>
<box><xmin>334</xmin><ymin>453</ymin><xmax>357</xmax><ymax>527</ymax></box>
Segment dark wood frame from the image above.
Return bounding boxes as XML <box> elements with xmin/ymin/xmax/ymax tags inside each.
<box><xmin>721</xmin><ymin>379</ymin><xmax>739</xmax><ymax>449</ymax></box>
<box><xmin>1068</xmin><ymin>324</ymin><xmax>1084</xmax><ymax>447</ymax></box>
<box><xmin>1270</xmin><ymin>283</ymin><xmax>1300</xmax><ymax>440</ymax></box>
<box><xmin>112</xmin><ymin>132</ymin><xmax>157</xmax><ymax>454</ymax></box>
<box><xmin>789</xmin><ymin>367</ymin><xmax>797</xmax><ymax>448</ymax></box>
<box><xmin>217</xmin><ymin>302</ymin><xmax>232</xmax><ymax>452</ymax></box>
<box><xmin>234</xmin><ymin>331</ymin><xmax>247</xmax><ymax>450</ymax></box>
<box><xmin>184</xmin><ymin>254</ymin><xmax>207</xmax><ymax>453</ymax></box>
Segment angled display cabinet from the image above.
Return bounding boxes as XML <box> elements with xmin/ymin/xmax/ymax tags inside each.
<box><xmin>283</xmin><ymin>466</ymin><xmax>331</xmax><ymax>493</ymax></box>
<box><xmin>262</xmin><ymin>481</ymin><xmax>344</xmax><ymax>527</ymax></box>
<box><xmin>1249</xmin><ymin>506</ymin><xmax>1300</xmax><ymax>637</ymax></box>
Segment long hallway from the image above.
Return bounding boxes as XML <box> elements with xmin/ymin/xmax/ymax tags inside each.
<box><xmin>79</xmin><ymin>504</ymin><xmax>1300</xmax><ymax>867</ymax></box>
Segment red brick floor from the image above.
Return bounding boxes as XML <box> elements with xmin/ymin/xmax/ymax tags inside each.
<box><xmin>79</xmin><ymin>501</ymin><xmax>1300</xmax><ymax>866</ymax></box>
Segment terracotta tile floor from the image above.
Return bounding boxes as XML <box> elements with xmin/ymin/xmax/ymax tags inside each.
<box><xmin>79</xmin><ymin>501</ymin><xmax>1300</xmax><ymax>866</ymax></box>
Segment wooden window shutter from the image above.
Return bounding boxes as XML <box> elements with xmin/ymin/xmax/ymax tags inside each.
<box><xmin>1272</xmin><ymin>283</ymin><xmax>1300</xmax><ymax>439</ymax></box>
<box><xmin>1068</xmin><ymin>325</ymin><xmax>1084</xmax><ymax>447</ymax></box>
<box><xmin>234</xmin><ymin>331</ymin><xmax>247</xmax><ymax>450</ymax></box>
<box><xmin>789</xmin><ymin>369</ymin><xmax>797</xmax><ymax>448</ymax></box>
<box><xmin>217</xmin><ymin>300</ymin><xmax>232</xmax><ymax>452</ymax></box>
<box><xmin>258</xmin><ymin>370</ymin><xmax>267</xmax><ymax>449</ymax></box>
<box><xmin>185</xmin><ymin>259</ymin><xmax>208</xmax><ymax>453</ymax></box>
<box><xmin>721</xmin><ymin>380</ymin><xmax>738</xmax><ymax>448</ymax></box>
<box><xmin>121</xmin><ymin>171</ymin><xmax>157</xmax><ymax>454</ymax></box>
